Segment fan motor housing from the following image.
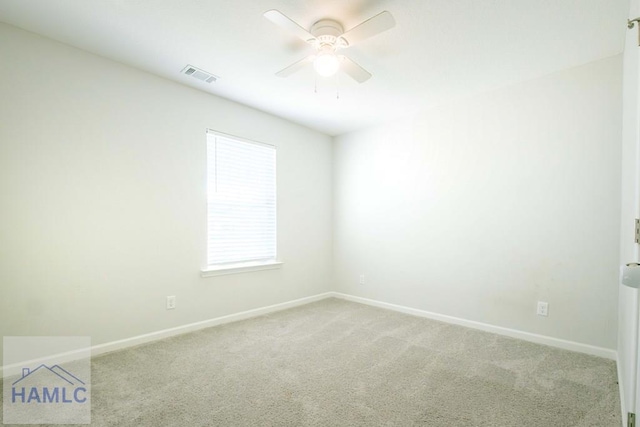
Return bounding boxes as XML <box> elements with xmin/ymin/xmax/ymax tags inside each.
<box><xmin>311</xmin><ymin>19</ymin><xmax>343</xmax><ymax>38</ymax></box>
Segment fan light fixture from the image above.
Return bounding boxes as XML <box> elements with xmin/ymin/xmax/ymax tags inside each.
<box><xmin>313</xmin><ymin>50</ymin><xmax>340</xmax><ymax>77</ymax></box>
<box><xmin>264</xmin><ymin>10</ymin><xmax>396</xmax><ymax>84</ymax></box>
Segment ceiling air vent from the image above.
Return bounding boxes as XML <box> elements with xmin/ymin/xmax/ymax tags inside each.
<box><xmin>181</xmin><ymin>65</ymin><xmax>219</xmax><ymax>83</ymax></box>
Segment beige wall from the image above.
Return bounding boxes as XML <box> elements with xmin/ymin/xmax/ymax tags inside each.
<box><xmin>0</xmin><ymin>20</ymin><xmax>625</xmax><ymax>363</ymax></box>
<box><xmin>333</xmin><ymin>55</ymin><xmax>622</xmax><ymax>349</ymax></box>
<box><xmin>0</xmin><ymin>23</ymin><xmax>333</xmax><ymax>357</ymax></box>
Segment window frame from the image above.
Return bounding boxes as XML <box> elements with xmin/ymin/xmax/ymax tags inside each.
<box><xmin>201</xmin><ymin>130</ymin><xmax>282</xmax><ymax>277</ymax></box>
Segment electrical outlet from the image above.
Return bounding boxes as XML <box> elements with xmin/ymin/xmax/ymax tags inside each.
<box><xmin>359</xmin><ymin>274</ymin><xmax>365</xmax><ymax>285</ymax></box>
<box><xmin>537</xmin><ymin>301</ymin><xmax>548</xmax><ymax>317</ymax></box>
<box><xmin>166</xmin><ymin>296</ymin><xmax>176</xmax><ymax>310</ymax></box>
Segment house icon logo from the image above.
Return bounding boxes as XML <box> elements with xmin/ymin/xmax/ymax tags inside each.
<box><xmin>3</xmin><ymin>336</ymin><xmax>92</xmax><ymax>424</ymax></box>
<box><xmin>11</xmin><ymin>364</ymin><xmax>88</xmax><ymax>404</ymax></box>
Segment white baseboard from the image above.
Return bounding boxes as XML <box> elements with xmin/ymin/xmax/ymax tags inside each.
<box><xmin>2</xmin><ymin>290</ymin><xmax>618</xmax><ymax>379</ymax></box>
<box><xmin>1</xmin><ymin>292</ymin><xmax>333</xmax><ymax>378</ymax></box>
<box><xmin>89</xmin><ymin>292</ymin><xmax>333</xmax><ymax>357</ymax></box>
<box><xmin>329</xmin><ymin>292</ymin><xmax>617</xmax><ymax>361</ymax></box>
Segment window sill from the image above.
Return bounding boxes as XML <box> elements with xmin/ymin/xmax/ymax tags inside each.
<box><xmin>200</xmin><ymin>260</ymin><xmax>283</xmax><ymax>278</ymax></box>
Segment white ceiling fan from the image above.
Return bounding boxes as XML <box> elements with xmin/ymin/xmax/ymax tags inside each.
<box><xmin>264</xmin><ymin>9</ymin><xmax>395</xmax><ymax>83</ymax></box>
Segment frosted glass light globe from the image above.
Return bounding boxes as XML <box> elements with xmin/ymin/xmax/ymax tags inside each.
<box><xmin>314</xmin><ymin>52</ymin><xmax>340</xmax><ymax>77</ymax></box>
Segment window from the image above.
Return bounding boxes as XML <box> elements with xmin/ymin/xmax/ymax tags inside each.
<box><xmin>203</xmin><ymin>130</ymin><xmax>279</xmax><ymax>276</ymax></box>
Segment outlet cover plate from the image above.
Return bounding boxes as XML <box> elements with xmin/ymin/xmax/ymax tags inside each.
<box><xmin>537</xmin><ymin>301</ymin><xmax>548</xmax><ymax>316</ymax></box>
<box><xmin>166</xmin><ymin>296</ymin><xmax>176</xmax><ymax>310</ymax></box>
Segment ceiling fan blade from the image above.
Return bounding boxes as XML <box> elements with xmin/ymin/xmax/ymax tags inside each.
<box><xmin>276</xmin><ymin>55</ymin><xmax>315</xmax><ymax>77</ymax></box>
<box><xmin>339</xmin><ymin>56</ymin><xmax>372</xmax><ymax>83</ymax></box>
<box><xmin>339</xmin><ymin>11</ymin><xmax>395</xmax><ymax>47</ymax></box>
<box><xmin>264</xmin><ymin>9</ymin><xmax>316</xmax><ymax>44</ymax></box>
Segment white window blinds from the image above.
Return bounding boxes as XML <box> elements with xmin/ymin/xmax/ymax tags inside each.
<box><xmin>206</xmin><ymin>131</ymin><xmax>277</xmax><ymax>266</ymax></box>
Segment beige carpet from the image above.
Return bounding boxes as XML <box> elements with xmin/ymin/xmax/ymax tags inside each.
<box><xmin>2</xmin><ymin>298</ymin><xmax>621</xmax><ymax>426</ymax></box>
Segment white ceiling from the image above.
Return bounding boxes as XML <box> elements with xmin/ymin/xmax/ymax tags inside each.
<box><xmin>0</xmin><ymin>0</ymin><xmax>628</xmax><ymax>136</ymax></box>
